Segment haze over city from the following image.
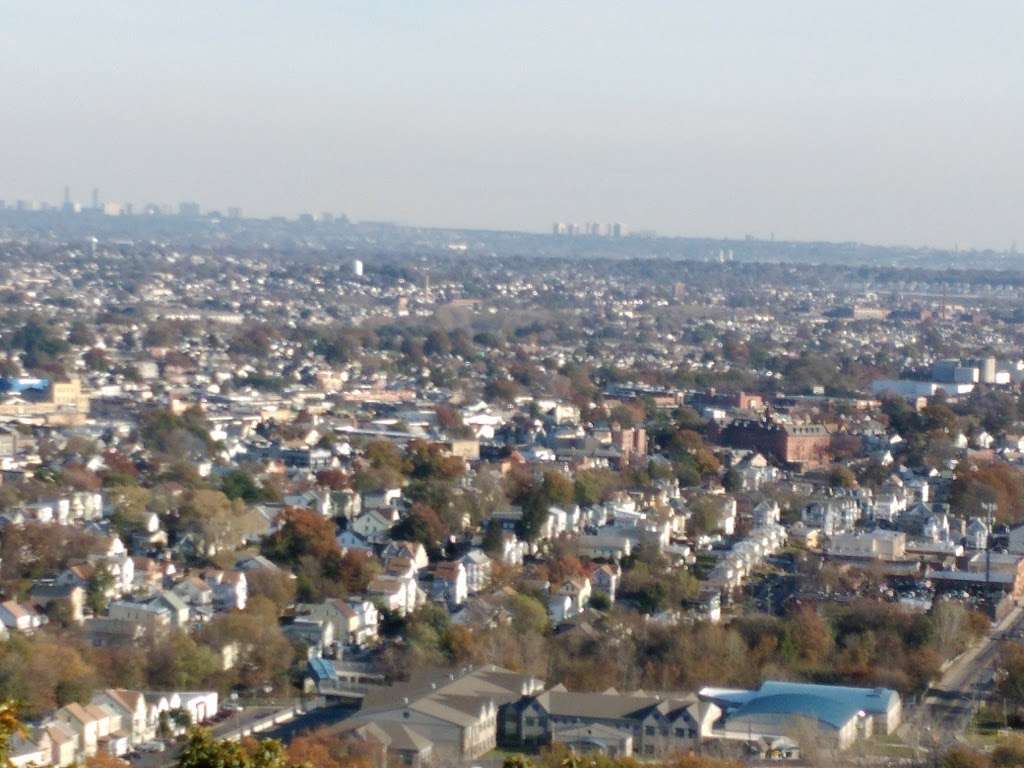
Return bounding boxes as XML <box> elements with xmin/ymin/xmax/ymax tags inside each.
<box><xmin>3</xmin><ymin>1</ymin><xmax>1024</xmax><ymax>250</ymax></box>
<box><xmin>6</xmin><ymin>6</ymin><xmax>1024</xmax><ymax>768</ymax></box>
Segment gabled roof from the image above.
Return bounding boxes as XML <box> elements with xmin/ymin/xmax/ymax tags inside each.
<box><xmin>534</xmin><ymin>690</ymin><xmax>695</xmax><ymax>721</ymax></box>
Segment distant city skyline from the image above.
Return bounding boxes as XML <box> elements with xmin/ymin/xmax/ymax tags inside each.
<box><xmin>3</xmin><ymin>185</ymin><xmax>1023</xmax><ymax>255</ymax></box>
<box><xmin>2</xmin><ymin>1</ymin><xmax>1023</xmax><ymax>250</ymax></box>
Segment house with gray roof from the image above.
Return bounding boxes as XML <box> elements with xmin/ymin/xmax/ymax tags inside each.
<box><xmin>506</xmin><ymin>687</ymin><xmax>708</xmax><ymax>758</ymax></box>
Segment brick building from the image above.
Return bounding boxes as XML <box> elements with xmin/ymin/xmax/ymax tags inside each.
<box><xmin>610</xmin><ymin>426</ymin><xmax>648</xmax><ymax>461</ymax></box>
<box><xmin>720</xmin><ymin>417</ymin><xmax>830</xmax><ymax>469</ymax></box>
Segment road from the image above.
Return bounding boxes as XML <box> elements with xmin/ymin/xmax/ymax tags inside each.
<box><xmin>904</xmin><ymin>605</ymin><xmax>1024</xmax><ymax>742</ymax></box>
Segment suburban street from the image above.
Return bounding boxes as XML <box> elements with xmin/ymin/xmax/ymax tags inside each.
<box><xmin>904</xmin><ymin>605</ymin><xmax>1024</xmax><ymax>741</ymax></box>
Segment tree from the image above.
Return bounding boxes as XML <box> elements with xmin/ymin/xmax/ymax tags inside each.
<box><xmin>506</xmin><ymin>594</ymin><xmax>548</xmax><ymax>634</ymax></box>
<box><xmin>148</xmin><ymin>632</ymin><xmax>221</xmax><ymax>691</ymax></box>
<box><xmin>828</xmin><ymin>465</ymin><xmax>857</xmax><ymax>489</ymax></box>
<box><xmin>541</xmin><ymin>471</ymin><xmax>574</xmax><ymax>506</ymax></box>
<box><xmin>0</xmin><ymin>637</ymin><xmax>97</xmax><ymax>718</ymax></box>
<box><xmin>722</xmin><ymin>467</ymin><xmax>742</xmax><ymax>492</ymax></box>
<box><xmin>87</xmin><ymin>564</ymin><xmax>116</xmax><ymax>614</ymax></box>
<box><xmin>180</xmin><ymin>490</ymin><xmax>261</xmax><ymax>555</ymax></box>
<box><xmin>390</xmin><ymin>503</ymin><xmax>449</xmax><ymax>552</ymax></box>
<box><xmin>244</xmin><ymin>568</ymin><xmax>297</xmax><ymax>612</ymax></box>
<box><xmin>482</xmin><ymin>520</ymin><xmax>504</xmax><ymax>557</ymax></box>
<box><xmin>178</xmin><ymin>729</ymin><xmax>299</xmax><ymax>768</ymax></box>
<box><xmin>83</xmin><ymin>347</ymin><xmax>111</xmax><ymax>372</ymax></box>
<box><xmin>221</xmin><ymin>470</ymin><xmax>263</xmax><ymax>503</ymax></box>
<box><xmin>200</xmin><ymin>605</ymin><xmax>295</xmax><ymax>692</ymax></box>
<box><xmin>107</xmin><ymin>486</ymin><xmax>152</xmax><ymax>536</ymax></box>
<box><xmin>0</xmin><ymin>701</ymin><xmax>24</xmax><ymax>766</ymax></box>
<box><xmin>998</xmin><ymin>642</ymin><xmax>1024</xmax><ymax>714</ymax></box>
<box><xmin>286</xmin><ymin>728</ymin><xmax>373</xmax><ymax>768</ymax></box>
<box><xmin>574</xmin><ymin>469</ymin><xmax>619</xmax><ymax>507</ymax></box>
<box><xmin>263</xmin><ymin>508</ymin><xmax>341</xmax><ymax>564</ymax></box>
<box><xmin>785</xmin><ymin>606</ymin><xmax>833</xmax><ymax>667</ymax></box>
<box><xmin>688</xmin><ymin>496</ymin><xmax>727</xmax><ymax>535</ymax></box>
<box><xmin>314</xmin><ymin>468</ymin><xmax>349</xmax><ymax>491</ymax></box>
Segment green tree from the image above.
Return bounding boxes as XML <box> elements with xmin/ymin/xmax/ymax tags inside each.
<box><xmin>178</xmin><ymin>728</ymin><xmax>298</xmax><ymax>768</ymax></box>
<box><xmin>87</xmin><ymin>564</ymin><xmax>116</xmax><ymax>614</ymax></box>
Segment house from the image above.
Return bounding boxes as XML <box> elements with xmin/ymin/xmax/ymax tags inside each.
<box><xmin>577</xmin><ymin>534</ymin><xmax>632</xmax><ymax>561</ymax></box>
<box><xmin>283</xmin><ymin>488</ymin><xmax>334</xmax><ymax>517</ymax></box>
<box><xmin>149</xmin><ymin>591</ymin><xmax>191</xmax><ymax>628</ymax></box>
<box><xmin>752</xmin><ymin>500</ymin><xmax>781</xmax><ymax>528</ymax></box>
<box><xmin>508</xmin><ymin>688</ymin><xmax>706</xmax><ymax>758</ymax></box>
<box><xmin>42</xmin><ymin>721</ymin><xmax>79</xmax><ymax>767</ymax></box>
<box><xmin>337</xmin><ymin>529</ymin><xmax>373</xmax><ymax>552</ymax></box>
<box><xmin>367</xmin><ymin>574</ymin><xmax>421</xmax><ymax>616</ymax></box>
<box><xmin>460</xmin><ymin>550</ymin><xmax>492</xmax><ymax>594</ymax></box>
<box><xmin>54</xmin><ymin>702</ymin><xmax>102</xmax><ymax>757</ymax></box>
<box><xmin>362</xmin><ymin>488</ymin><xmax>402</xmax><ymax>510</ymax></box>
<box><xmin>296</xmin><ymin>598</ymin><xmax>379</xmax><ymax>650</ymax></box>
<box><xmin>177</xmin><ymin>691</ymin><xmax>219</xmax><ymax>725</ymax></box>
<box><xmin>0</xmin><ymin>600</ymin><xmax>44</xmax><ymax>632</ymax></box>
<box><xmin>203</xmin><ymin>570</ymin><xmax>248</xmax><ymax>611</ymax></box>
<box><xmin>335</xmin><ymin>720</ymin><xmax>433</xmax><ymax>768</ymax></box>
<box><xmin>382</xmin><ymin>540</ymin><xmax>429</xmax><ymax>571</ymax></box>
<box><xmin>548</xmin><ymin>594</ymin><xmax>574</xmax><ymax>623</ymax></box>
<box><xmin>827</xmin><ymin>530</ymin><xmax>906</xmax><ymax>561</ymax></box>
<box><xmin>235</xmin><ymin>555</ymin><xmax>281</xmax><ymax>573</ymax></box>
<box><xmin>10</xmin><ymin>731</ymin><xmax>51</xmax><ymax>768</ymax></box>
<box><xmin>284</xmin><ymin>616</ymin><xmax>335</xmax><ymax>656</ymax></box>
<box><xmin>432</xmin><ymin>561</ymin><xmax>468</xmax><ymax>609</ymax></box>
<box><xmin>352</xmin><ymin>507</ymin><xmax>401</xmax><ymax>544</ymax></box>
<box><xmin>173</xmin><ymin>576</ymin><xmax>215</xmax><ymax>608</ymax></box>
<box><xmin>108</xmin><ymin>599</ymin><xmax>171</xmax><ymax>634</ymax></box>
<box><xmin>966</xmin><ymin>517</ymin><xmax>990</xmax><ymax>549</ymax></box>
<box><xmin>29</xmin><ymin>582</ymin><xmax>85</xmax><ymax>624</ymax></box>
<box><xmin>589</xmin><ymin>564</ymin><xmax>619</xmax><ymax>603</ymax></box>
<box><xmin>93</xmin><ymin>689</ymin><xmax>149</xmax><ymax>745</ymax></box>
<box><xmin>557</xmin><ymin>577</ymin><xmax>592</xmax><ymax>616</ymax></box>
<box><xmin>497</xmin><ymin>532</ymin><xmax>528</xmax><ymax>566</ymax></box>
<box><xmin>353</xmin><ymin>665</ymin><xmax>544</xmax><ymax>761</ymax></box>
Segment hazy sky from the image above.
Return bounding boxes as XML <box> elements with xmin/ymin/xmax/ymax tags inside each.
<box><xmin>2</xmin><ymin>2</ymin><xmax>1023</xmax><ymax>249</ymax></box>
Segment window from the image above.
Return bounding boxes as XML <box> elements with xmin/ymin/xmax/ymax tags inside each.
<box><xmin>403</xmin><ymin>711</ymin><xmax>410</xmax><ymax>720</ymax></box>
<box><xmin>674</xmin><ymin>728</ymin><xmax>686</xmax><ymax>738</ymax></box>
<box><xmin>645</xmin><ymin>726</ymin><xmax>655</xmax><ymax>736</ymax></box>
<box><xmin>526</xmin><ymin>717</ymin><xmax>536</xmax><ymax>727</ymax></box>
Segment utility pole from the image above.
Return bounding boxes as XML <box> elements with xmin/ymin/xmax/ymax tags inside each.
<box><xmin>983</xmin><ymin>501</ymin><xmax>996</xmax><ymax>610</ymax></box>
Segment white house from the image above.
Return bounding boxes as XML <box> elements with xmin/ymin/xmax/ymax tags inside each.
<box><xmin>460</xmin><ymin>550</ymin><xmax>492</xmax><ymax>594</ymax></box>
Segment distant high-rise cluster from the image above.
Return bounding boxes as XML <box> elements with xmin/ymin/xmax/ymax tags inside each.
<box><xmin>552</xmin><ymin>221</ymin><xmax>626</xmax><ymax>238</ymax></box>
<box><xmin>0</xmin><ymin>187</ymin><xmax>357</xmax><ymax>226</ymax></box>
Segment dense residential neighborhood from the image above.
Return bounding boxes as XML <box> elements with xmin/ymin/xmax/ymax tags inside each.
<box><xmin>0</xmin><ymin>210</ymin><xmax>1024</xmax><ymax>767</ymax></box>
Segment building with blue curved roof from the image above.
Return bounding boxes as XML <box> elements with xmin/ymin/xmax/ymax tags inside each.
<box><xmin>699</xmin><ymin>680</ymin><xmax>901</xmax><ymax>752</ymax></box>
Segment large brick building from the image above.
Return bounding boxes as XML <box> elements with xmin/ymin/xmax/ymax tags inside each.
<box><xmin>720</xmin><ymin>417</ymin><xmax>830</xmax><ymax>469</ymax></box>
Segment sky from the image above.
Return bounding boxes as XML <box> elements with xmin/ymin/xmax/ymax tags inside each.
<box><xmin>1</xmin><ymin>2</ymin><xmax>1023</xmax><ymax>249</ymax></box>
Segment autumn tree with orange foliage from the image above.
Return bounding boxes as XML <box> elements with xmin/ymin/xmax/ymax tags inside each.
<box><xmin>951</xmin><ymin>461</ymin><xmax>1024</xmax><ymax>523</ymax></box>
<box><xmin>263</xmin><ymin>507</ymin><xmax>341</xmax><ymax>564</ymax></box>
<box><xmin>285</xmin><ymin>728</ymin><xmax>374</xmax><ymax>768</ymax></box>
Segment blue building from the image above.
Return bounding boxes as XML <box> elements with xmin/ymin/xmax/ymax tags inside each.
<box><xmin>700</xmin><ymin>681</ymin><xmax>901</xmax><ymax>752</ymax></box>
